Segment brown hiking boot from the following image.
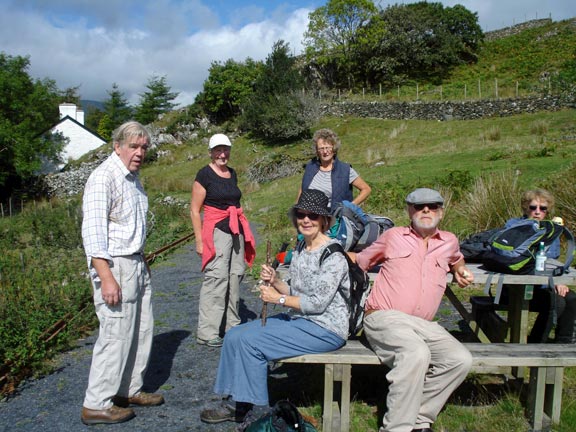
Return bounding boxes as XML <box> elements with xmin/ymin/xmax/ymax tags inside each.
<box><xmin>81</xmin><ymin>405</ymin><xmax>135</xmax><ymax>425</ymax></box>
<box><xmin>113</xmin><ymin>391</ymin><xmax>165</xmax><ymax>407</ymax></box>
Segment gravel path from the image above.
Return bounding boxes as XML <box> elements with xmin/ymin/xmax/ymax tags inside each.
<box><xmin>0</xmin><ymin>241</ymin><xmax>472</xmax><ymax>432</ymax></box>
<box><xmin>0</xmin><ymin>243</ymin><xmax>265</xmax><ymax>432</ymax></box>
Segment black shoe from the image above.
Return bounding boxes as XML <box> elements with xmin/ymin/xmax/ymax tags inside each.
<box><xmin>200</xmin><ymin>402</ymin><xmax>249</xmax><ymax>424</ymax></box>
<box><xmin>412</xmin><ymin>428</ymin><xmax>433</xmax><ymax>432</ymax></box>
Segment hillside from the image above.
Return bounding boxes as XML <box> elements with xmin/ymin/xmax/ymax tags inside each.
<box><xmin>382</xmin><ymin>17</ymin><xmax>576</xmax><ymax>101</ymax></box>
<box><xmin>473</xmin><ymin>18</ymin><xmax>576</xmax><ymax>81</ymax></box>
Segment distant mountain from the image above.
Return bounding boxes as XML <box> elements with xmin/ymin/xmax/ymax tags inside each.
<box><xmin>81</xmin><ymin>100</ymin><xmax>104</xmax><ymax>112</ymax></box>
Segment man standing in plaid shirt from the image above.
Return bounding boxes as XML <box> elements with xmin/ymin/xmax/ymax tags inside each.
<box><xmin>81</xmin><ymin>121</ymin><xmax>164</xmax><ymax>425</ymax></box>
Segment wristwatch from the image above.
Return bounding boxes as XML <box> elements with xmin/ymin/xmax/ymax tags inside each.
<box><xmin>279</xmin><ymin>295</ymin><xmax>286</xmax><ymax>305</ymax></box>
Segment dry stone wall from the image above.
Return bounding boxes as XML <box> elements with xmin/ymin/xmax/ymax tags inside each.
<box><xmin>319</xmin><ymin>95</ymin><xmax>568</xmax><ymax>121</ymax></box>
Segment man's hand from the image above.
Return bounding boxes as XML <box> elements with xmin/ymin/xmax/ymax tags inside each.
<box><xmin>101</xmin><ymin>277</ymin><xmax>122</xmax><ymax>306</ymax></box>
<box><xmin>454</xmin><ymin>267</ymin><xmax>474</xmax><ymax>288</ymax></box>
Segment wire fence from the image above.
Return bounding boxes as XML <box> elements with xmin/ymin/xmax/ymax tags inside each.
<box><xmin>310</xmin><ymin>77</ymin><xmax>554</xmax><ymax>104</ymax></box>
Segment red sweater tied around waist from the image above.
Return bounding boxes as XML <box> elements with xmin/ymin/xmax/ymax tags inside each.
<box><xmin>201</xmin><ymin>205</ymin><xmax>256</xmax><ymax>271</ymax></box>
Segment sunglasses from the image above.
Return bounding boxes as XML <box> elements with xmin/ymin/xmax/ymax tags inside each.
<box><xmin>295</xmin><ymin>211</ymin><xmax>321</xmax><ymax>221</ymax></box>
<box><xmin>529</xmin><ymin>205</ymin><xmax>548</xmax><ymax>212</ymax></box>
<box><xmin>412</xmin><ymin>203</ymin><xmax>441</xmax><ymax>211</ymax></box>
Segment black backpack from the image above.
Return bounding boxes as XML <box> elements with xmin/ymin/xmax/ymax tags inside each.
<box><xmin>462</xmin><ymin>219</ymin><xmax>575</xmax><ymax>275</ymax></box>
<box><xmin>319</xmin><ymin>242</ymin><xmax>371</xmax><ymax>339</ymax></box>
<box><xmin>459</xmin><ymin>227</ymin><xmax>502</xmax><ymax>263</ymax></box>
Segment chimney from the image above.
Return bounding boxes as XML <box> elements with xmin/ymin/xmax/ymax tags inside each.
<box><xmin>58</xmin><ymin>103</ymin><xmax>85</xmax><ymax>125</ymax></box>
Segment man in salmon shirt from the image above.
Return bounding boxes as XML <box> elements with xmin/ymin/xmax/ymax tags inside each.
<box><xmin>350</xmin><ymin>188</ymin><xmax>474</xmax><ymax>432</ymax></box>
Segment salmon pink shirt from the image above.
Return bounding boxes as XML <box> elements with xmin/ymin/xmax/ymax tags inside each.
<box><xmin>356</xmin><ymin>226</ymin><xmax>463</xmax><ymax>321</ymax></box>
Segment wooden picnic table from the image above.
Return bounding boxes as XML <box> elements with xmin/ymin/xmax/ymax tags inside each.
<box><xmin>444</xmin><ymin>261</ymin><xmax>576</xmax><ymax>344</ymax></box>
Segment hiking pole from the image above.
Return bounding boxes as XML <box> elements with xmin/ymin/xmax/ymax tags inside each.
<box><xmin>261</xmin><ymin>240</ymin><xmax>271</xmax><ymax>326</ymax></box>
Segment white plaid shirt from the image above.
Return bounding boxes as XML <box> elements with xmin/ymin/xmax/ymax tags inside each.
<box><xmin>82</xmin><ymin>152</ymin><xmax>148</xmax><ymax>272</ymax></box>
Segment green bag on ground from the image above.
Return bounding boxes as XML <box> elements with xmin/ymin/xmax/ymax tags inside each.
<box><xmin>245</xmin><ymin>400</ymin><xmax>317</xmax><ymax>432</ymax></box>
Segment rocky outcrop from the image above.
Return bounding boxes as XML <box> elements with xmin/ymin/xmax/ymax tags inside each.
<box><xmin>484</xmin><ymin>18</ymin><xmax>553</xmax><ymax>41</ymax></box>
<box><xmin>42</xmin><ymin>119</ymin><xmax>207</xmax><ymax>198</ymax></box>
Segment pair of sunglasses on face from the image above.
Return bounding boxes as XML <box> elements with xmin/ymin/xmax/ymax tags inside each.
<box><xmin>295</xmin><ymin>211</ymin><xmax>322</xmax><ymax>221</ymax></box>
<box><xmin>412</xmin><ymin>203</ymin><xmax>442</xmax><ymax>211</ymax></box>
<box><xmin>529</xmin><ymin>205</ymin><xmax>548</xmax><ymax>212</ymax></box>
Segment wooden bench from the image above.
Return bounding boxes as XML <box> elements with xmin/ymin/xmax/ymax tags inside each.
<box><xmin>281</xmin><ymin>340</ymin><xmax>576</xmax><ymax>432</ymax></box>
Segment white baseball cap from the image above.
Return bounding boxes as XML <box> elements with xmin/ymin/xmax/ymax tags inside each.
<box><xmin>208</xmin><ymin>133</ymin><xmax>232</xmax><ymax>149</ymax></box>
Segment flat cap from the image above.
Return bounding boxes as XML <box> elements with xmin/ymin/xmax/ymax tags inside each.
<box><xmin>405</xmin><ymin>188</ymin><xmax>444</xmax><ymax>205</ymax></box>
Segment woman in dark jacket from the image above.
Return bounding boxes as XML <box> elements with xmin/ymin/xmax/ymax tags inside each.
<box><xmin>298</xmin><ymin>128</ymin><xmax>371</xmax><ymax>212</ymax></box>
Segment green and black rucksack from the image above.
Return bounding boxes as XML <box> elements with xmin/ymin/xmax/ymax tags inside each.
<box><xmin>482</xmin><ymin>219</ymin><xmax>575</xmax><ymax>275</ymax></box>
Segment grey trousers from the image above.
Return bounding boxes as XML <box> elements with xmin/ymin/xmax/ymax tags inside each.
<box><xmin>364</xmin><ymin>310</ymin><xmax>472</xmax><ymax>432</ymax></box>
<box><xmin>84</xmin><ymin>255</ymin><xmax>154</xmax><ymax>410</ymax></box>
<box><xmin>197</xmin><ymin>228</ymin><xmax>245</xmax><ymax>341</ymax></box>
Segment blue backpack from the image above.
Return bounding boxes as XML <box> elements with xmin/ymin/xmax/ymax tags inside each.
<box><xmin>330</xmin><ymin>200</ymin><xmax>394</xmax><ymax>252</ymax></box>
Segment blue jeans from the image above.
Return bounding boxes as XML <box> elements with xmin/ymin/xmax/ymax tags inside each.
<box><xmin>213</xmin><ymin>313</ymin><xmax>345</xmax><ymax>406</ymax></box>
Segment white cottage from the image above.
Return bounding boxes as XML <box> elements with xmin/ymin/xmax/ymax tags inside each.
<box><xmin>50</xmin><ymin>103</ymin><xmax>107</xmax><ymax>170</ymax></box>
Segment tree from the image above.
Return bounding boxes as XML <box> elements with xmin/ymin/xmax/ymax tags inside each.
<box><xmin>59</xmin><ymin>86</ymin><xmax>81</xmax><ymax>106</ymax></box>
<box><xmin>135</xmin><ymin>75</ymin><xmax>179</xmax><ymax>125</ymax></box>
<box><xmin>303</xmin><ymin>0</ymin><xmax>378</xmax><ymax>89</ymax></box>
<box><xmin>0</xmin><ymin>52</ymin><xmax>63</xmax><ymax>198</ymax></box>
<box><xmin>241</xmin><ymin>40</ymin><xmax>313</xmax><ymax>142</ymax></box>
<box><xmin>195</xmin><ymin>58</ymin><xmax>264</xmax><ymax>123</ymax></box>
<box><xmin>104</xmin><ymin>83</ymin><xmax>132</xmax><ymax>126</ymax></box>
<box><xmin>97</xmin><ymin>114</ymin><xmax>114</xmax><ymax>142</ymax></box>
<box><xmin>367</xmin><ymin>2</ymin><xmax>483</xmax><ymax>85</ymax></box>
<box><xmin>100</xmin><ymin>83</ymin><xmax>132</xmax><ymax>139</ymax></box>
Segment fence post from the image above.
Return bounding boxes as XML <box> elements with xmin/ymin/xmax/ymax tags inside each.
<box><xmin>440</xmin><ymin>85</ymin><xmax>443</xmax><ymax>101</ymax></box>
<box><xmin>1</xmin><ymin>202</ymin><xmax>3</xmax><ymax>218</ymax></box>
<box><xmin>495</xmin><ymin>78</ymin><xmax>499</xmax><ymax>99</ymax></box>
<box><xmin>397</xmin><ymin>85</ymin><xmax>400</xmax><ymax>98</ymax></box>
<box><xmin>478</xmin><ymin>79</ymin><xmax>482</xmax><ymax>99</ymax></box>
<box><xmin>379</xmin><ymin>83</ymin><xmax>382</xmax><ymax>98</ymax></box>
<box><xmin>416</xmin><ymin>83</ymin><xmax>419</xmax><ymax>101</ymax></box>
<box><xmin>464</xmin><ymin>84</ymin><xmax>467</xmax><ymax>99</ymax></box>
<box><xmin>516</xmin><ymin>81</ymin><xmax>519</xmax><ymax>97</ymax></box>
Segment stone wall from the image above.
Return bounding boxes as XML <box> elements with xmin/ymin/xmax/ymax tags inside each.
<box><xmin>318</xmin><ymin>95</ymin><xmax>569</xmax><ymax>121</ymax></box>
<box><xmin>484</xmin><ymin>18</ymin><xmax>552</xmax><ymax>41</ymax></box>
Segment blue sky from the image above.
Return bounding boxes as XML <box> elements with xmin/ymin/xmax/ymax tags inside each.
<box><xmin>1</xmin><ymin>0</ymin><xmax>574</xmax><ymax>107</ymax></box>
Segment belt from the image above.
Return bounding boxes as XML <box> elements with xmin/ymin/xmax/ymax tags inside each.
<box><xmin>364</xmin><ymin>309</ymin><xmax>380</xmax><ymax>316</ymax></box>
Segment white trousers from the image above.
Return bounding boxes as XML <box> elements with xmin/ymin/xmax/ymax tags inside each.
<box><xmin>364</xmin><ymin>310</ymin><xmax>472</xmax><ymax>432</ymax></box>
<box><xmin>197</xmin><ymin>228</ymin><xmax>245</xmax><ymax>341</ymax></box>
<box><xmin>83</xmin><ymin>255</ymin><xmax>154</xmax><ymax>410</ymax></box>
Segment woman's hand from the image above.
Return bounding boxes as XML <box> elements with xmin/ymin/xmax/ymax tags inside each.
<box><xmin>259</xmin><ymin>283</ymin><xmax>282</xmax><ymax>304</ymax></box>
<box><xmin>260</xmin><ymin>264</ymin><xmax>276</xmax><ymax>285</ymax></box>
<box><xmin>556</xmin><ymin>284</ymin><xmax>570</xmax><ymax>297</ymax></box>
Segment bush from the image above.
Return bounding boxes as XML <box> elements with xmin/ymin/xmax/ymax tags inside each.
<box><xmin>456</xmin><ymin>170</ymin><xmax>520</xmax><ymax>235</ymax></box>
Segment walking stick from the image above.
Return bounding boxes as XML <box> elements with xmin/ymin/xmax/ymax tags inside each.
<box><xmin>261</xmin><ymin>240</ymin><xmax>271</xmax><ymax>326</ymax></box>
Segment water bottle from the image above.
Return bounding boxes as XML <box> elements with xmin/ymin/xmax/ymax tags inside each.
<box><xmin>535</xmin><ymin>241</ymin><xmax>547</xmax><ymax>273</ymax></box>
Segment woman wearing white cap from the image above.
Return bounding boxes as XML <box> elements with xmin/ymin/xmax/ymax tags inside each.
<box><xmin>190</xmin><ymin>133</ymin><xmax>256</xmax><ymax>347</ymax></box>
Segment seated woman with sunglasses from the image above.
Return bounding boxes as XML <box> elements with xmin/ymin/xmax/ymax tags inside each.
<box><xmin>199</xmin><ymin>189</ymin><xmax>350</xmax><ymax>425</ymax></box>
<box><xmin>504</xmin><ymin>188</ymin><xmax>576</xmax><ymax>343</ymax></box>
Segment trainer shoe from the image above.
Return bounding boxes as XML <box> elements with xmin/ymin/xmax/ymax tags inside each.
<box><xmin>200</xmin><ymin>401</ymin><xmax>249</xmax><ymax>424</ymax></box>
<box><xmin>197</xmin><ymin>336</ymin><xmax>224</xmax><ymax>347</ymax></box>
<box><xmin>81</xmin><ymin>405</ymin><xmax>135</xmax><ymax>425</ymax></box>
<box><xmin>113</xmin><ymin>391</ymin><xmax>164</xmax><ymax>407</ymax></box>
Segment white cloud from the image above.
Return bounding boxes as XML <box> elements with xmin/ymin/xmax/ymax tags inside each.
<box><xmin>0</xmin><ymin>1</ymin><xmax>574</xmax><ymax>108</ymax></box>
